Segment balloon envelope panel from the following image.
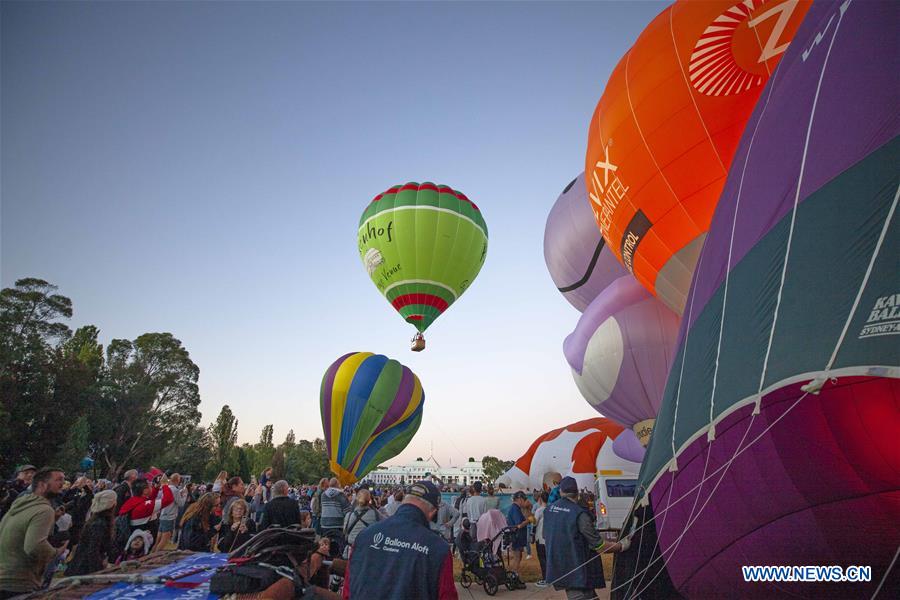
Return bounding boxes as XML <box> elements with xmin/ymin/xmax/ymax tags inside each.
<box><xmin>544</xmin><ymin>173</ymin><xmax>629</xmax><ymax>311</ymax></box>
<box><xmin>320</xmin><ymin>352</ymin><xmax>424</xmax><ymax>485</ymax></box>
<box><xmin>358</xmin><ymin>182</ymin><xmax>488</xmax><ymax>333</ymax></box>
<box><xmin>585</xmin><ymin>0</ymin><xmax>810</xmax><ymax>314</ymax></box>
<box><xmin>565</xmin><ymin>275</ymin><xmax>680</xmax><ymax>428</ymax></box>
<box><xmin>499</xmin><ymin>418</ymin><xmax>642</xmax><ymax>491</ymax></box>
<box><xmin>618</xmin><ymin>2</ymin><xmax>900</xmax><ymax>596</ymax></box>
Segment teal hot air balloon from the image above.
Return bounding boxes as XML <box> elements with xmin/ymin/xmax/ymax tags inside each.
<box><xmin>320</xmin><ymin>352</ymin><xmax>424</xmax><ymax>485</ymax></box>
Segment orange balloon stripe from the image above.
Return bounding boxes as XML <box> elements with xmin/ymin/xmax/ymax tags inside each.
<box><xmin>586</xmin><ymin>0</ymin><xmax>811</xmax><ymax>313</ymax></box>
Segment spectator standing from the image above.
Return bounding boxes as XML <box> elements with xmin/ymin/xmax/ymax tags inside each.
<box><xmin>453</xmin><ymin>489</ymin><xmax>469</xmax><ymax>539</ymax></box>
<box><xmin>484</xmin><ymin>484</ymin><xmax>500</xmax><ymax>510</ymax></box>
<box><xmin>211</xmin><ymin>471</ymin><xmax>228</xmax><ymax>493</ymax></box>
<box><xmin>319</xmin><ymin>478</ymin><xmax>350</xmax><ymax>551</ymax></box>
<box><xmin>383</xmin><ymin>490</ymin><xmax>404</xmax><ymax>517</ymax></box>
<box><xmin>66</xmin><ymin>490</ymin><xmax>117</xmax><ymax>576</ymax></box>
<box><xmin>533</xmin><ymin>491</ymin><xmax>549</xmax><ymax>587</ymax></box>
<box><xmin>543</xmin><ymin>471</ymin><xmax>562</xmax><ymax>505</ymax></box>
<box><xmin>118</xmin><ymin>479</ymin><xmax>174</xmax><ymax>538</ymax></box>
<box><xmin>504</xmin><ymin>491</ymin><xmax>529</xmax><ymax>590</ymax></box>
<box><xmin>218</xmin><ymin>499</ymin><xmax>256</xmax><ymax>553</ymax></box>
<box><xmin>0</xmin><ymin>467</ymin><xmax>67</xmax><ymax>598</ymax></box>
<box><xmin>219</xmin><ymin>477</ymin><xmax>245</xmax><ymax>526</ymax></box>
<box><xmin>114</xmin><ymin>470</ymin><xmax>138</xmax><ymax>513</ymax></box>
<box><xmin>178</xmin><ymin>493</ymin><xmax>219</xmax><ymax>552</ymax></box>
<box><xmin>311</xmin><ymin>478</ymin><xmax>328</xmax><ymax>532</ymax></box>
<box><xmin>341</xmin><ymin>489</ymin><xmax>380</xmax><ymax>558</ymax></box>
<box><xmin>62</xmin><ymin>476</ymin><xmax>93</xmax><ymax>549</ymax></box>
<box><xmin>432</xmin><ymin>496</ymin><xmax>459</xmax><ymax>544</ymax></box>
<box><xmin>152</xmin><ymin>474</ymin><xmax>185</xmax><ymax>552</ymax></box>
<box><xmin>0</xmin><ymin>465</ymin><xmax>36</xmax><ymax>520</ymax></box>
<box><xmin>259</xmin><ymin>481</ymin><xmax>301</xmax><ymax>530</ymax></box>
<box><xmin>258</xmin><ymin>468</ymin><xmax>273</xmax><ymax>488</ymax></box>
<box><xmin>466</xmin><ymin>482</ymin><xmax>487</xmax><ymax>540</ymax></box>
<box><xmin>544</xmin><ymin>477</ymin><xmax>630</xmax><ymax>600</ymax></box>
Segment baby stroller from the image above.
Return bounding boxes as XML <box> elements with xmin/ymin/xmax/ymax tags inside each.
<box><xmin>458</xmin><ymin>526</ymin><xmax>522</xmax><ymax>596</ymax></box>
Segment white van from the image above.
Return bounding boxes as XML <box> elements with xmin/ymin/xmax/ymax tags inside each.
<box><xmin>594</xmin><ymin>469</ymin><xmax>639</xmax><ymax>539</ymax></box>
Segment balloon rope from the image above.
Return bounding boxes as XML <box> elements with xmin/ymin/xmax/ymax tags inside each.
<box><xmin>871</xmin><ymin>544</ymin><xmax>900</xmax><ymax>599</ymax></box>
<box><xmin>521</xmin><ymin>552</ymin><xmax>603</xmax><ymax>599</ymax></box>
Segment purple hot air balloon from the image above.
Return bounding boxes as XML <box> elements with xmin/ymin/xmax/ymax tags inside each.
<box><xmin>544</xmin><ymin>173</ymin><xmax>629</xmax><ymax>311</ymax></box>
<box><xmin>565</xmin><ymin>275</ymin><xmax>680</xmax><ymax>444</ymax></box>
<box><xmin>614</xmin><ymin>2</ymin><xmax>900</xmax><ymax>598</ymax></box>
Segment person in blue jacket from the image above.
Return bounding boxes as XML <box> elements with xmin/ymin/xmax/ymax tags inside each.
<box><xmin>342</xmin><ymin>481</ymin><xmax>457</xmax><ymax>599</ymax></box>
<box><xmin>544</xmin><ymin>477</ymin><xmax>630</xmax><ymax>600</ymax></box>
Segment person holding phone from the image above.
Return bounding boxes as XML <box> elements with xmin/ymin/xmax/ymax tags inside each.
<box><xmin>217</xmin><ymin>499</ymin><xmax>256</xmax><ymax>553</ymax></box>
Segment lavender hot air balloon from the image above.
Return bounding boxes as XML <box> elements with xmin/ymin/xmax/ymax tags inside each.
<box><xmin>565</xmin><ymin>275</ymin><xmax>680</xmax><ymax>445</ymax></box>
<box><xmin>614</xmin><ymin>2</ymin><xmax>900</xmax><ymax>598</ymax></box>
<box><xmin>544</xmin><ymin>173</ymin><xmax>629</xmax><ymax>311</ymax></box>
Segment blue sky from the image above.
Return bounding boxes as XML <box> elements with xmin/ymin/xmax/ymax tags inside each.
<box><xmin>2</xmin><ymin>1</ymin><xmax>665</xmax><ymax>465</ymax></box>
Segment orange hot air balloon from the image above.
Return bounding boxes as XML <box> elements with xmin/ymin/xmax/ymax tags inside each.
<box><xmin>585</xmin><ymin>0</ymin><xmax>810</xmax><ymax>314</ymax></box>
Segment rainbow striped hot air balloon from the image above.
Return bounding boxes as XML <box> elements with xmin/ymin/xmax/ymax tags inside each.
<box><xmin>358</xmin><ymin>182</ymin><xmax>488</xmax><ymax>350</ymax></box>
<box><xmin>320</xmin><ymin>352</ymin><xmax>424</xmax><ymax>486</ymax></box>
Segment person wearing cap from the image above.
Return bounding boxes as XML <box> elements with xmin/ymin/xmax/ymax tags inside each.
<box><xmin>65</xmin><ymin>489</ymin><xmax>118</xmax><ymax>576</ymax></box>
<box><xmin>504</xmin><ymin>491</ymin><xmax>530</xmax><ymax>590</ymax></box>
<box><xmin>0</xmin><ymin>465</ymin><xmax>36</xmax><ymax>520</ymax></box>
<box><xmin>544</xmin><ymin>476</ymin><xmax>630</xmax><ymax>599</ymax></box>
<box><xmin>343</xmin><ymin>480</ymin><xmax>457</xmax><ymax>599</ymax></box>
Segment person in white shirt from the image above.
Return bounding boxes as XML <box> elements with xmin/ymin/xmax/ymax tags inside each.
<box><xmin>152</xmin><ymin>474</ymin><xmax>185</xmax><ymax>552</ymax></box>
<box><xmin>465</xmin><ymin>482</ymin><xmax>487</xmax><ymax>539</ymax></box>
<box><xmin>383</xmin><ymin>490</ymin><xmax>404</xmax><ymax>517</ymax></box>
<box><xmin>533</xmin><ymin>491</ymin><xmax>549</xmax><ymax>587</ymax></box>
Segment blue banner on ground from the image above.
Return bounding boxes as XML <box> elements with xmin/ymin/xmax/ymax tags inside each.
<box><xmin>85</xmin><ymin>553</ymin><xmax>229</xmax><ymax>599</ymax></box>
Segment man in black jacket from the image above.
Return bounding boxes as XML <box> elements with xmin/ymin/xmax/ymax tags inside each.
<box><xmin>259</xmin><ymin>480</ymin><xmax>300</xmax><ymax>530</ymax></box>
<box><xmin>114</xmin><ymin>470</ymin><xmax>138</xmax><ymax>512</ymax></box>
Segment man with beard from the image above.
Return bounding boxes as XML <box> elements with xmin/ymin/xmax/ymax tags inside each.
<box><xmin>0</xmin><ymin>467</ymin><xmax>67</xmax><ymax>598</ymax></box>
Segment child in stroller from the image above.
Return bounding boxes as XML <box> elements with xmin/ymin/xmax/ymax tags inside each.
<box><xmin>457</xmin><ymin>521</ymin><xmax>525</xmax><ymax>596</ymax></box>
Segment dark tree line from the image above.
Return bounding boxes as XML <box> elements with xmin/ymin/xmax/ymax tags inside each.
<box><xmin>0</xmin><ymin>278</ymin><xmax>332</xmax><ymax>484</ymax></box>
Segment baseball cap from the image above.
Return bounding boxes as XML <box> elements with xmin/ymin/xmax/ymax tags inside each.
<box><xmin>407</xmin><ymin>481</ymin><xmax>441</xmax><ymax>508</ymax></box>
<box><xmin>559</xmin><ymin>476</ymin><xmax>578</xmax><ymax>494</ymax></box>
<box><xmin>17</xmin><ymin>464</ymin><xmax>36</xmax><ymax>474</ymax></box>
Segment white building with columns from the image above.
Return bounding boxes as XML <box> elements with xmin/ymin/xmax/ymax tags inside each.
<box><xmin>365</xmin><ymin>457</ymin><xmax>485</xmax><ymax>487</ymax></box>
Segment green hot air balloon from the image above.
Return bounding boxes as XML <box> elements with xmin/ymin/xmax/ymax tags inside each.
<box><xmin>358</xmin><ymin>182</ymin><xmax>488</xmax><ymax>350</ymax></box>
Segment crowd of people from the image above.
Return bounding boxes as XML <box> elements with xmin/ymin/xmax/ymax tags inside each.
<box><xmin>0</xmin><ymin>462</ymin><xmax>627</xmax><ymax>599</ymax></box>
